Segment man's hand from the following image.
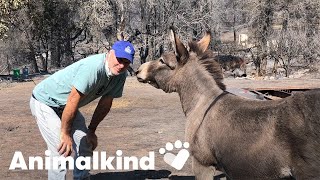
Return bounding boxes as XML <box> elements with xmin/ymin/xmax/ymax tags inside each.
<box><xmin>58</xmin><ymin>133</ymin><xmax>73</xmax><ymax>157</ymax></box>
<box><xmin>87</xmin><ymin>130</ymin><xmax>98</xmax><ymax>150</ymax></box>
<box><xmin>86</xmin><ymin>96</ymin><xmax>112</xmax><ymax>151</ymax></box>
<box><xmin>58</xmin><ymin>87</ymin><xmax>83</xmax><ymax>157</ymax></box>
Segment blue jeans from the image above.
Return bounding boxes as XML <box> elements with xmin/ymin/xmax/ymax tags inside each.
<box><xmin>30</xmin><ymin>97</ymin><xmax>92</xmax><ymax>180</ymax></box>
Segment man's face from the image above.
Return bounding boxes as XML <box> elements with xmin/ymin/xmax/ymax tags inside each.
<box><xmin>108</xmin><ymin>50</ymin><xmax>131</xmax><ymax>75</ymax></box>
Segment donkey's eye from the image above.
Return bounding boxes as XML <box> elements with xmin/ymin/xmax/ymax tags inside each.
<box><xmin>159</xmin><ymin>57</ymin><xmax>174</xmax><ymax>70</ymax></box>
<box><xmin>159</xmin><ymin>58</ymin><xmax>165</xmax><ymax>64</ymax></box>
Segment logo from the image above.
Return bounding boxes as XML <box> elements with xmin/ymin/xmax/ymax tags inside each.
<box><xmin>159</xmin><ymin>140</ymin><xmax>190</xmax><ymax>170</ymax></box>
<box><xmin>9</xmin><ymin>150</ymin><xmax>155</xmax><ymax>170</ymax></box>
<box><xmin>125</xmin><ymin>46</ymin><xmax>132</xmax><ymax>54</ymax></box>
<box><xmin>9</xmin><ymin>140</ymin><xmax>190</xmax><ymax>171</ymax></box>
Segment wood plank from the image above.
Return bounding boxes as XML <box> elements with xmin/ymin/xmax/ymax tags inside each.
<box><xmin>224</xmin><ymin>78</ymin><xmax>320</xmax><ymax>90</ymax></box>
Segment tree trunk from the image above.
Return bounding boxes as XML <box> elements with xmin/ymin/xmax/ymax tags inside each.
<box><xmin>51</xmin><ymin>37</ymin><xmax>62</xmax><ymax>68</ymax></box>
<box><xmin>28</xmin><ymin>41</ymin><xmax>39</xmax><ymax>73</ymax></box>
<box><xmin>7</xmin><ymin>55</ymin><xmax>11</xmax><ymax>75</ymax></box>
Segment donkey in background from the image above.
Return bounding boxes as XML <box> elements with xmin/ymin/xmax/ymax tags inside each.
<box><xmin>136</xmin><ymin>28</ymin><xmax>320</xmax><ymax>180</ymax></box>
<box><xmin>214</xmin><ymin>55</ymin><xmax>247</xmax><ymax>78</ymax></box>
<box><xmin>214</xmin><ymin>55</ymin><xmax>246</xmax><ymax>71</ymax></box>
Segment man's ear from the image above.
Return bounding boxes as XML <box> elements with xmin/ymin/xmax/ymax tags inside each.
<box><xmin>109</xmin><ymin>49</ymin><xmax>115</xmax><ymax>55</ymax></box>
<box><xmin>107</xmin><ymin>50</ymin><xmax>116</xmax><ymax>62</ymax></box>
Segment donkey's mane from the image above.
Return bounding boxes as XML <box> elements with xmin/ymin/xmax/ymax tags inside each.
<box><xmin>188</xmin><ymin>41</ymin><xmax>226</xmax><ymax>90</ymax></box>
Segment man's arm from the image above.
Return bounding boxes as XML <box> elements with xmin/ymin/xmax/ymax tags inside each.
<box><xmin>87</xmin><ymin>95</ymin><xmax>113</xmax><ymax>150</ymax></box>
<box><xmin>58</xmin><ymin>87</ymin><xmax>84</xmax><ymax>157</ymax></box>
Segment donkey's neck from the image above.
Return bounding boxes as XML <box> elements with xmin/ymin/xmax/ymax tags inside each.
<box><xmin>177</xmin><ymin>66</ymin><xmax>224</xmax><ymax>116</ymax></box>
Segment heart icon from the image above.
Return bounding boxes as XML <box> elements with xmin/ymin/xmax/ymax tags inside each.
<box><xmin>163</xmin><ymin>149</ymin><xmax>190</xmax><ymax>170</ymax></box>
<box><xmin>164</xmin><ymin>152</ymin><xmax>176</xmax><ymax>165</ymax></box>
<box><xmin>159</xmin><ymin>141</ymin><xmax>190</xmax><ymax>170</ymax></box>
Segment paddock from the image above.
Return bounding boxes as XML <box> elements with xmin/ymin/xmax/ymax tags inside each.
<box><xmin>1</xmin><ymin>76</ymin><xmax>320</xmax><ymax>180</ymax></box>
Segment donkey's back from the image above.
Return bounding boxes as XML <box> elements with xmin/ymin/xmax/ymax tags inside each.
<box><xmin>196</xmin><ymin>89</ymin><xmax>320</xmax><ymax>179</ymax></box>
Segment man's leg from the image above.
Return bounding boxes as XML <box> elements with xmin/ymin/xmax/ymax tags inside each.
<box><xmin>30</xmin><ymin>97</ymin><xmax>67</xmax><ymax>180</ymax></box>
<box><xmin>72</xmin><ymin>111</ymin><xmax>92</xmax><ymax>180</ymax></box>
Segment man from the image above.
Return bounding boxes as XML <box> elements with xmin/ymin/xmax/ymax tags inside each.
<box><xmin>29</xmin><ymin>41</ymin><xmax>135</xmax><ymax>180</ymax></box>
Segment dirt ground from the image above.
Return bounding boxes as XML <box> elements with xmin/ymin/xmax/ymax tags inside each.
<box><xmin>1</xmin><ymin>76</ymin><xmax>320</xmax><ymax>180</ymax></box>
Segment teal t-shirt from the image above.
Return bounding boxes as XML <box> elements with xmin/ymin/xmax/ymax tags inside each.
<box><xmin>33</xmin><ymin>53</ymin><xmax>127</xmax><ymax>107</ymax></box>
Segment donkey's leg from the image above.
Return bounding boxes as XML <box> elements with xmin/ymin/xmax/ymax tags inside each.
<box><xmin>192</xmin><ymin>156</ymin><xmax>215</xmax><ymax>180</ymax></box>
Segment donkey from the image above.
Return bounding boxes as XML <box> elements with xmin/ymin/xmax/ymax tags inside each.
<box><xmin>136</xmin><ymin>29</ymin><xmax>320</xmax><ymax>180</ymax></box>
<box><xmin>214</xmin><ymin>54</ymin><xmax>246</xmax><ymax>72</ymax></box>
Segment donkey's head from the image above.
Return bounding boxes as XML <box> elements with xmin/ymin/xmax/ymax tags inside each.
<box><xmin>136</xmin><ymin>28</ymin><xmax>225</xmax><ymax>93</ymax></box>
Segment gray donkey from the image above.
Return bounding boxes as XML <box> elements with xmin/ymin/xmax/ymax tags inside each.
<box><xmin>136</xmin><ymin>29</ymin><xmax>320</xmax><ymax>180</ymax></box>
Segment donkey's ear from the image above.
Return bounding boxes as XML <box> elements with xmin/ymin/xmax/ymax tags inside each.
<box><xmin>197</xmin><ymin>31</ymin><xmax>211</xmax><ymax>53</ymax></box>
<box><xmin>170</xmin><ymin>27</ymin><xmax>188</xmax><ymax>64</ymax></box>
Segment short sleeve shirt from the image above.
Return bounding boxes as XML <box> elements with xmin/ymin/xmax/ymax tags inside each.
<box><xmin>32</xmin><ymin>53</ymin><xmax>127</xmax><ymax>108</ymax></box>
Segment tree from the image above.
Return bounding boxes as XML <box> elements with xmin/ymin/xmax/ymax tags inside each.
<box><xmin>1</xmin><ymin>0</ymin><xmax>320</xmax><ymax>77</ymax></box>
<box><xmin>249</xmin><ymin>0</ymin><xmax>275</xmax><ymax>76</ymax></box>
<box><xmin>0</xmin><ymin>0</ymin><xmax>26</xmax><ymax>39</ymax></box>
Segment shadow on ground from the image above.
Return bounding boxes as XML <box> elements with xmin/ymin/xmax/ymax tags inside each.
<box><xmin>91</xmin><ymin>170</ymin><xmax>194</xmax><ymax>180</ymax></box>
<box><xmin>91</xmin><ymin>170</ymin><xmax>226</xmax><ymax>180</ymax></box>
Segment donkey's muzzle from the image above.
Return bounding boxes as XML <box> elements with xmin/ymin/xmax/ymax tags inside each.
<box><xmin>137</xmin><ymin>77</ymin><xmax>146</xmax><ymax>83</ymax></box>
